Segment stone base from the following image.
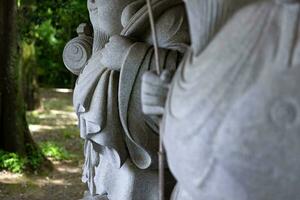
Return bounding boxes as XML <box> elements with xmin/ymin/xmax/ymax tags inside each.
<box><xmin>81</xmin><ymin>191</ymin><xmax>109</xmax><ymax>200</ymax></box>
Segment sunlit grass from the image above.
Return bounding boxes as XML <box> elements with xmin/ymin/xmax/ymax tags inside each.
<box><xmin>0</xmin><ymin>89</ymin><xmax>81</xmax><ymax>175</ymax></box>
<box><xmin>25</xmin><ymin>88</ymin><xmax>81</xmax><ymax>162</ymax></box>
<box><xmin>43</xmin><ymin>98</ymin><xmax>74</xmax><ymax>112</ymax></box>
<box><xmin>26</xmin><ymin>88</ymin><xmax>78</xmax><ymax>134</ymax></box>
<box><xmin>52</xmin><ymin>88</ymin><xmax>73</xmax><ymax>93</ymax></box>
<box><xmin>1</xmin><ymin>88</ymin><xmax>80</xmax><ymax>170</ymax></box>
<box><xmin>0</xmin><ymin>88</ymin><xmax>80</xmax><ymax>173</ymax></box>
<box><xmin>1</xmin><ymin>88</ymin><xmax>85</xmax><ymax>199</ymax></box>
<box><xmin>39</xmin><ymin>142</ymin><xmax>72</xmax><ymax>161</ymax></box>
<box><xmin>0</xmin><ymin>151</ymin><xmax>26</xmax><ymax>173</ymax></box>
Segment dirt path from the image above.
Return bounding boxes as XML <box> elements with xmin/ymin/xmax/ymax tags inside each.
<box><xmin>0</xmin><ymin>88</ymin><xmax>86</xmax><ymax>200</ymax></box>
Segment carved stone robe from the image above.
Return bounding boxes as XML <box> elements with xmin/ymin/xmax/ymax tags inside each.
<box><xmin>163</xmin><ymin>0</ymin><xmax>300</xmax><ymax>199</ymax></box>
<box><xmin>119</xmin><ymin>0</ymin><xmax>189</xmax><ymax>170</ymax></box>
<box><xmin>73</xmin><ymin>0</ymin><xmax>189</xmax><ymax>199</ymax></box>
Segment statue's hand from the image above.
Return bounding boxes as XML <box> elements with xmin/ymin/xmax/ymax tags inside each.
<box><xmin>100</xmin><ymin>35</ymin><xmax>133</xmax><ymax>71</ymax></box>
<box><xmin>141</xmin><ymin>70</ymin><xmax>173</xmax><ymax>116</ymax></box>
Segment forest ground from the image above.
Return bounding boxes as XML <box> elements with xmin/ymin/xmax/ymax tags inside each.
<box><xmin>0</xmin><ymin>88</ymin><xmax>86</xmax><ymax>200</ymax></box>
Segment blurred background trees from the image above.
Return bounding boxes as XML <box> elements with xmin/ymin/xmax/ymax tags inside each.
<box><xmin>0</xmin><ymin>2</ymin><xmax>89</xmax><ymax>198</ymax></box>
<box><xmin>18</xmin><ymin>0</ymin><xmax>88</xmax><ymax>110</ymax></box>
<box><xmin>0</xmin><ymin>0</ymin><xmax>88</xmax><ymax>174</ymax></box>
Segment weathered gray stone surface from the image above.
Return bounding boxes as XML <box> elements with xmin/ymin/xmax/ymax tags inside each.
<box><xmin>63</xmin><ymin>0</ymin><xmax>300</xmax><ymax>199</ymax></box>
<box><xmin>63</xmin><ymin>0</ymin><xmax>189</xmax><ymax>199</ymax></box>
<box><xmin>161</xmin><ymin>0</ymin><xmax>300</xmax><ymax>199</ymax></box>
<box><xmin>142</xmin><ymin>0</ymin><xmax>258</xmax><ymax>117</ymax></box>
<box><xmin>141</xmin><ymin>0</ymin><xmax>300</xmax><ymax>199</ymax></box>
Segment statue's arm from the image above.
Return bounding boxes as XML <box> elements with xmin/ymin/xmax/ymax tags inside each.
<box><xmin>154</xmin><ymin>3</ymin><xmax>190</xmax><ymax>53</ymax></box>
<box><xmin>99</xmin><ymin>35</ymin><xmax>133</xmax><ymax>71</ymax></box>
<box><xmin>99</xmin><ymin>3</ymin><xmax>189</xmax><ymax>71</ymax></box>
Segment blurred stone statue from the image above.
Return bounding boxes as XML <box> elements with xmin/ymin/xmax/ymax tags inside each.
<box><xmin>142</xmin><ymin>0</ymin><xmax>300</xmax><ymax>199</ymax></box>
<box><xmin>63</xmin><ymin>0</ymin><xmax>189</xmax><ymax>199</ymax></box>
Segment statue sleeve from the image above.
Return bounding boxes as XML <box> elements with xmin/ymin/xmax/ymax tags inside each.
<box><xmin>117</xmin><ymin>0</ymin><xmax>190</xmax><ymax>170</ymax></box>
<box><xmin>154</xmin><ymin>3</ymin><xmax>190</xmax><ymax>53</ymax></box>
<box><xmin>118</xmin><ymin>42</ymin><xmax>182</xmax><ymax>170</ymax></box>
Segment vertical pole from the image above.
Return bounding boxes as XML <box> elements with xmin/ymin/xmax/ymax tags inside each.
<box><xmin>145</xmin><ymin>1</ymin><xmax>164</xmax><ymax>200</ymax></box>
<box><xmin>146</xmin><ymin>0</ymin><xmax>161</xmax><ymax>75</ymax></box>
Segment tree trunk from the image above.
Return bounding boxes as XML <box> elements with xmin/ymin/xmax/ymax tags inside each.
<box><xmin>18</xmin><ymin>1</ymin><xmax>40</xmax><ymax>111</ymax></box>
<box><xmin>19</xmin><ymin>42</ymin><xmax>40</xmax><ymax>111</ymax></box>
<box><xmin>0</xmin><ymin>0</ymin><xmax>42</xmax><ymax>158</ymax></box>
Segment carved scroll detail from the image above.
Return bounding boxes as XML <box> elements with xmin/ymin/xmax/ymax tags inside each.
<box><xmin>63</xmin><ymin>23</ymin><xmax>93</xmax><ymax>75</ymax></box>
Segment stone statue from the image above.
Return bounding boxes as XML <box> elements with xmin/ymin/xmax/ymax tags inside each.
<box><xmin>142</xmin><ymin>0</ymin><xmax>258</xmax><ymax>198</ymax></box>
<box><xmin>63</xmin><ymin>0</ymin><xmax>189</xmax><ymax>199</ymax></box>
<box><xmin>142</xmin><ymin>0</ymin><xmax>300</xmax><ymax>199</ymax></box>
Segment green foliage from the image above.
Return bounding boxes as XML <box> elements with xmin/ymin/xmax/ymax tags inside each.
<box><xmin>0</xmin><ymin>150</ymin><xmax>26</xmax><ymax>173</ymax></box>
<box><xmin>26</xmin><ymin>110</ymin><xmax>41</xmax><ymax>124</ymax></box>
<box><xmin>25</xmin><ymin>144</ymin><xmax>45</xmax><ymax>170</ymax></box>
<box><xmin>18</xmin><ymin>0</ymin><xmax>89</xmax><ymax>88</ymax></box>
<box><xmin>40</xmin><ymin>142</ymin><xmax>72</xmax><ymax>160</ymax></box>
<box><xmin>0</xmin><ymin>144</ymin><xmax>46</xmax><ymax>173</ymax></box>
<box><xmin>62</xmin><ymin>126</ymin><xmax>78</xmax><ymax>139</ymax></box>
<box><xmin>0</xmin><ymin>141</ymin><xmax>72</xmax><ymax>173</ymax></box>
